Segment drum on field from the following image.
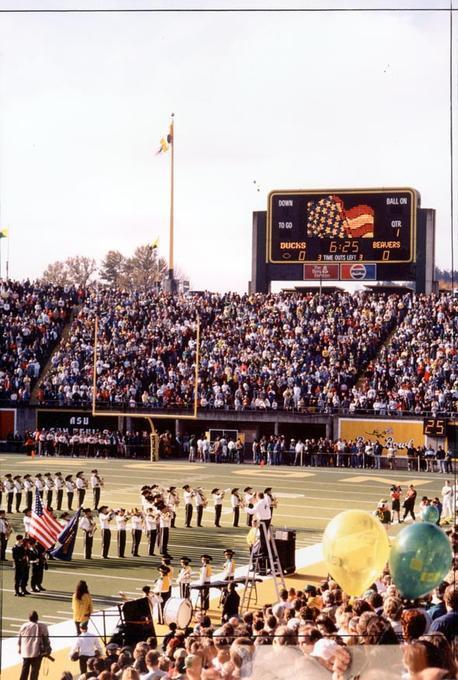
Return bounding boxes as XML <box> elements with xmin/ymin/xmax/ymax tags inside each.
<box><xmin>163</xmin><ymin>597</ymin><xmax>193</xmax><ymax>628</ymax></box>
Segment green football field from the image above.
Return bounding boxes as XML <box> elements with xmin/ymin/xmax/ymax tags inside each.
<box><xmin>0</xmin><ymin>454</ymin><xmax>445</xmax><ymax>639</ymax></box>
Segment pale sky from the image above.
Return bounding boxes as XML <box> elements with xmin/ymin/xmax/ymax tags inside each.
<box><xmin>0</xmin><ymin>0</ymin><xmax>456</xmax><ymax>292</ymax></box>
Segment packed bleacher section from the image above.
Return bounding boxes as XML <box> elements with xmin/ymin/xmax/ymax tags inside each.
<box><xmin>0</xmin><ymin>281</ymin><xmax>79</xmax><ymax>403</ymax></box>
<box><xmin>0</xmin><ymin>281</ymin><xmax>453</xmax><ymax>416</ymax></box>
<box><xmin>38</xmin><ymin>288</ymin><xmax>411</xmax><ymax>411</ymax></box>
<box><xmin>358</xmin><ymin>292</ymin><xmax>458</xmax><ymax>415</ymax></box>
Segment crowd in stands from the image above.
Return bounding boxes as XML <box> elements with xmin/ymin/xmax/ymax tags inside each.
<box><xmin>0</xmin><ymin>281</ymin><xmax>79</xmax><ymax>403</ymax></box>
<box><xmin>47</xmin><ymin>550</ymin><xmax>457</xmax><ymax>679</ymax></box>
<box><xmin>0</xmin><ymin>280</ymin><xmax>455</xmax><ymax>416</ymax></box>
<box><xmin>358</xmin><ymin>292</ymin><xmax>457</xmax><ymax>416</ymax></box>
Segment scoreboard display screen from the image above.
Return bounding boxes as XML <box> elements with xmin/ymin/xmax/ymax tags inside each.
<box><xmin>267</xmin><ymin>188</ymin><xmax>417</xmax><ymax>265</ymax></box>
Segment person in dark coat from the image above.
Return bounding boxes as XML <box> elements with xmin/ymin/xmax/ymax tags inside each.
<box><xmin>221</xmin><ymin>581</ymin><xmax>240</xmax><ymax>623</ymax></box>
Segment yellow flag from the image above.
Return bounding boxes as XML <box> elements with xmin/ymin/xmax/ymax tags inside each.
<box><xmin>151</xmin><ymin>237</ymin><xmax>159</xmax><ymax>250</ymax></box>
<box><xmin>0</xmin><ymin>228</ymin><xmax>8</xmax><ymax>239</ymax></box>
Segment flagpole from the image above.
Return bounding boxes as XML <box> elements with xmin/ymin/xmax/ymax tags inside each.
<box><xmin>6</xmin><ymin>231</ymin><xmax>9</xmax><ymax>280</ymax></box>
<box><xmin>168</xmin><ymin>113</ymin><xmax>175</xmax><ymax>292</ymax></box>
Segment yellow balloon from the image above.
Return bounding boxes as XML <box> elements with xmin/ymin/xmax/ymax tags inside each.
<box><xmin>322</xmin><ymin>510</ymin><xmax>390</xmax><ymax>596</ymax></box>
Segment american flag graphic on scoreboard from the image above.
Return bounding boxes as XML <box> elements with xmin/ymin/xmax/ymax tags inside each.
<box><xmin>29</xmin><ymin>491</ymin><xmax>62</xmax><ymax>549</ymax></box>
<box><xmin>306</xmin><ymin>195</ymin><xmax>375</xmax><ymax>239</ymax></box>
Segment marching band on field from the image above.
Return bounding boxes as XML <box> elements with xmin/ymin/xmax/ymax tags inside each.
<box><xmin>1</xmin><ymin>472</ymin><xmax>278</xmax><ymax>613</ymax></box>
<box><xmin>0</xmin><ymin>472</ymin><xmax>278</xmax><ymax>560</ymax></box>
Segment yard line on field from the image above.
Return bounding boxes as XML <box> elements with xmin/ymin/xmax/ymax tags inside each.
<box><xmin>57</xmin><ymin>611</ymin><xmax>74</xmax><ymax>615</ymax></box>
<box><xmin>50</xmin><ymin>569</ymin><xmax>148</xmax><ymax>582</ymax></box>
<box><xmin>3</xmin><ymin>616</ymin><xmax>56</xmax><ymax>625</ymax></box>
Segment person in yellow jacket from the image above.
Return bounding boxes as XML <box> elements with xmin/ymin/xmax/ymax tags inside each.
<box><xmin>72</xmin><ymin>580</ymin><xmax>93</xmax><ymax>635</ymax></box>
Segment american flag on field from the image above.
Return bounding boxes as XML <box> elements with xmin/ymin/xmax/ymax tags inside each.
<box><xmin>306</xmin><ymin>195</ymin><xmax>375</xmax><ymax>239</ymax></box>
<box><xmin>29</xmin><ymin>492</ymin><xmax>62</xmax><ymax>550</ymax></box>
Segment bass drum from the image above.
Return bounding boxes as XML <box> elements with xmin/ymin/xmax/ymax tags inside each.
<box><xmin>163</xmin><ymin>597</ymin><xmax>193</xmax><ymax>629</ymax></box>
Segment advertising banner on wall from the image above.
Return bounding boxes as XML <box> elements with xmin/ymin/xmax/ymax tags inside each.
<box><xmin>338</xmin><ymin>418</ymin><xmax>425</xmax><ymax>455</ymax></box>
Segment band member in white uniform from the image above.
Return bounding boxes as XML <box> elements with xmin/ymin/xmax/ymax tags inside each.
<box><xmin>244</xmin><ymin>487</ymin><xmax>255</xmax><ymax>527</ymax></box>
<box><xmin>130</xmin><ymin>509</ymin><xmax>144</xmax><ymax>557</ymax></box>
<box><xmin>4</xmin><ymin>475</ymin><xmax>14</xmax><ymax>513</ymax></box>
<box><xmin>211</xmin><ymin>488</ymin><xmax>225</xmax><ymax>528</ymax></box>
<box><xmin>44</xmin><ymin>473</ymin><xmax>54</xmax><ymax>509</ymax></box>
<box><xmin>0</xmin><ymin>510</ymin><xmax>11</xmax><ymax>560</ymax></box>
<box><xmin>54</xmin><ymin>473</ymin><xmax>64</xmax><ymax>511</ymax></box>
<box><xmin>222</xmin><ymin>549</ymin><xmax>235</xmax><ymax>581</ymax></box>
<box><xmin>23</xmin><ymin>475</ymin><xmax>33</xmax><ymax>510</ymax></box>
<box><xmin>165</xmin><ymin>487</ymin><xmax>179</xmax><ymax>528</ymax></box>
<box><xmin>34</xmin><ymin>474</ymin><xmax>45</xmax><ymax>500</ymax></box>
<box><xmin>13</xmin><ymin>476</ymin><xmax>23</xmax><ymax>513</ymax></box>
<box><xmin>231</xmin><ymin>488</ymin><xmax>242</xmax><ymax>527</ymax></box>
<box><xmin>23</xmin><ymin>509</ymin><xmax>33</xmax><ymax>537</ymax></box>
<box><xmin>115</xmin><ymin>509</ymin><xmax>129</xmax><ymax>558</ymax></box>
<box><xmin>195</xmin><ymin>488</ymin><xmax>207</xmax><ymax>528</ymax></box>
<box><xmin>98</xmin><ymin>506</ymin><xmax>114</xmax><ymax>558</ymax></box>
<box><xmin>177</xmin><ymin>556</ymin><xmax>192</xmax><ymax>599</ymax></box>
<box><xmin>90</xmin><ymin>469</ymin><xmax>103</xmax><ymax>510</ymax></box>
<box><xmin>183</xmin><ymin>485</ymin><xmax>194</xmax><ymax>528</ymax></box>
<box><xmin>76</xmin><ymin>472</ymin><xmax>87</xmax><ymax>507</ymax></box>
<box><xmin>199</xmin><ymin>554</ymin><xmax>212</xmax><ymax>612</ymax></box>
<box><xmin>79</xmin><ymin>508</ymin><xmax>96</xmax><ymax>559</ymax></box>
<box><xmin>144</xmin><ymin>508</ymin><xmax>158</xmax><ymax>556</ymax></box>
<box><xmin>65</xmin><ymin>475</ymin><xmax>75</xmax><ymax>510</ymax></box>
<box><xmin>159</xmin><ymin>506</ymin><xmax>172</xmax><ymax>557</ymax></box>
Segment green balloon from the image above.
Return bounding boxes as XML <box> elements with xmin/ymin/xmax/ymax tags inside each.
<box><xmin>389</xmin><ymin>523</ymin><xmax>452</xmax><ymax>599</ymax></box>
<box><xmin>421</xmin><ymin>505</ymin><xmax>440</xmax><ymax>524</ymax></box>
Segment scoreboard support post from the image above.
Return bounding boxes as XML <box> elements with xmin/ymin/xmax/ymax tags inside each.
<box><xmin>415</xmin><ymin>208</ymin><xmax>436</xmax><ymax>294</ymax></box>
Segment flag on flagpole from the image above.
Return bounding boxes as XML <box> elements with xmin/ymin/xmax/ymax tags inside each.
<box><xmin>0</xmin><ymin>228</ymin><xmax>8</xmax><ymax>239</ymax></box>
<box><xmin>29</xmin><ymin>492</ymin><xmax>62</xmax><ymax>550</ymax></box>
<box><xmin>156</xmin><ymin>137</ymin><xmax>169</xmax><ymax>155</ymax></box>
<box><xmin>50</xmin><ymin>507</ymin><xmax>82</xmax><ymax>561</ymax></box>
<box><xmin>155</xmin><ymin>120</ymin><xmax>174</xmax><ymax>155</ymax></box>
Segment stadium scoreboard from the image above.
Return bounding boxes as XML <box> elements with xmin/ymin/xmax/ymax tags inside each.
<box><xmin>267</xmin><ymin>188</ymin><xmax>417</xmax><ymax>268</ymax></box>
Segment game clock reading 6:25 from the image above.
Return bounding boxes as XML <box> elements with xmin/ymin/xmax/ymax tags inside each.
<box><xmin>267</xmin><ymin>188</ymin><xmax>417</xmax><ymax>265</ymax></box>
